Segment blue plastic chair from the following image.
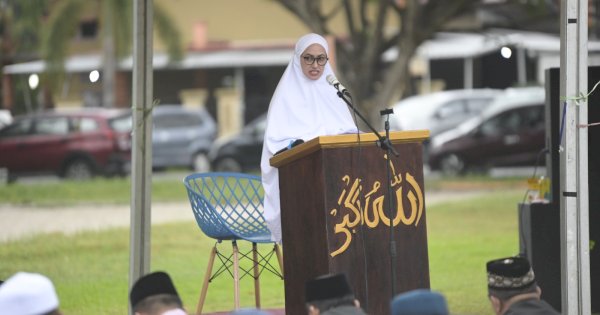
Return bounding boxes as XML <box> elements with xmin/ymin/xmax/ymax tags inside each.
<box><xmin>183</xmin><ymin>172</ymin><xmax>284</xmax><ymax>314</ymax></box>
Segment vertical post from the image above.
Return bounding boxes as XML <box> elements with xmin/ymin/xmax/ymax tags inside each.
<box><xmin>463</xmin><ymin>57</ymin><xmax>473</xmax><ymax>89</ymax></box>
<box><xmin>516</xmin><ymin>47</ymin><xmax>526</xmax><ymax>85</ymax></box>
<box><xmin>560</xmin><ymin>0</ymin><xmax>591</xmax><ymax>314</ymax></box>
<box><xmin>234</xmin><ymin>67</ymin><xmax>245</xmax><ymax>124</ymax></box>
<box><xmin>422</xmin><ymin>58</ymin><xmax>431</xmax><ymax>94</ymax></box>
<box><xmin>102</xmin><ymin>1</ymin><xmax>115</xmax><ymax>107</ymax></box>
<box><xmin>129</xmin><ymin>0</ymin><xmax>153</xmax><ymax>304</ymax></box>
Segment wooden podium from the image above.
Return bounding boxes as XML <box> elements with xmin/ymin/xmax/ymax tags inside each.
<box><xmin>270</xmin><ymin>130</ymin><xmax>431</xmax><ymax>315</ymax></box>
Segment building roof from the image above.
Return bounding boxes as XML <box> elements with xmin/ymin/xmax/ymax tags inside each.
<box><xmin>5</xmin><ymin>29</ymin><xmax>600</xmax><ymax>75</ymax></box>
<box><xmin>385</xmin><ymin>29</ymin><xmax>600</xmax><ymax>60</ymax></box>
<box><xmin>3</xmin><ymin>47</ymin><xmax>294</xmax><ymax>75</ymax></box>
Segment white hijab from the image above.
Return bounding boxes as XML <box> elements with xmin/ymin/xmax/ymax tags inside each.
<box><xmin>260</xmin><ymin>33</ymin><xmax>358</xmax><ymax>242</ymax></box>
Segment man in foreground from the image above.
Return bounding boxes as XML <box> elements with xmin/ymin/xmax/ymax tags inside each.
<box><xmin>304</xmin><ymin>273</ymin><xmax>367</xmax><ymax>315</ymax></box>
<box><xmin>130</xmin><ymin>271</ymin><xmax>187</xmax><ymax>315</ymax></box>
<box><xmin>486</xmin><ymin>256</ymin><xmax>560</xmax><ymax>315</ymax></box>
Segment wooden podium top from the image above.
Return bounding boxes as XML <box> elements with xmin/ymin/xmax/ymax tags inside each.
<box><xmin>270</xmin><ymin>129</ymin><xmax>429</xmax><ymax>168</ymax></box>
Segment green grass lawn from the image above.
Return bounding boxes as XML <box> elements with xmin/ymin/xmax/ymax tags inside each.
<box><xmin>0</xmin><ymin>176</ymin><xmax>524</xmax><ymax>315</ymax></box>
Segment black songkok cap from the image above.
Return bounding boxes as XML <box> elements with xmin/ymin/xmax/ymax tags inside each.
<box><xmin>130</xmin><ymin>271</ymin><xmax>180</xmax><ymax>308</ymax></box>
<box><xmin>305</xmin><ymin>273</ymin><xmax>354</xmax><ymax>303</ymax></box>
<box><xmin>486</xmin><ymin>256</ymin><xmax>536</xmax><ymax>290</ymax></box>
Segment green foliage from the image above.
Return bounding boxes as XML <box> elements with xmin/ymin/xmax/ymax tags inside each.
<box><xmin>107</xmin><ymin>0</ymin><xmax>133</xmax><ymax>58</ymax></box>
<box><xmin>41</xmin><ymin>0</ymin><xmax>85</xmax><ymax>91</ymax></box>
<box><xmin>0</xmin><ymin>0</ymin><xmax>47</xmax><ymax>56</ymax></box>
<box><xmin>40</xmin><ymin>0</ymin><xmax>182</xmax><ymax>94</ymax></box>
<box><xmin>0</xmin><ymin>175</ymin><xmax>188</xmax><ymax>206</ymax></box>
<box><xmin>153</xmin><ymin>2</ymin><xmax>183</xmax><ymax>62</ymax></box>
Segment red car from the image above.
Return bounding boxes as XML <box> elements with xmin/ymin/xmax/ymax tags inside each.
<box><xmin>0</xmin><ymin>107</ymin><xmax>131</xmax><ymax>182</ymax></box>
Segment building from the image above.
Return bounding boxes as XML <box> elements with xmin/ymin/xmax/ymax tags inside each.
<box><xmin>3</xmin><ymin>0</ymin><xmax>600</xmax><ymax>136</ymax></box>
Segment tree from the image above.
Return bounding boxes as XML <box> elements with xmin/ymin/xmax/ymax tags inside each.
<box><xmin>0</xmin><ymin>0</ymin><xmax>47</xmax><ymax>112</ymax></box>
<box><xmin>273</xmin><ymin>0</ymin><xmax>558</xmax><ymax>125</ymax></box>
<box><xmin>41</xmin><ymin>0</ymin><xmax>182</xmax><ymax>108</ymax></box>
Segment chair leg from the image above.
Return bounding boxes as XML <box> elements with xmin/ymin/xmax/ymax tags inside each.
<box><xmin>252</xmin><ymin>242</ymin><xmax>261</xmax><ymax>308</ymax></box>
<box><xmin>232</xmin><ymin>240</ymin><xmax>240</xmax><ymax>310</ymax></box>
<box><xmin>196</xmin><ymin>245</ymin><xmax>217</xmax><ymax>315</ymax></box>
<box><xmin>274</xmin><ymin>244</ymin><xmax>284</xmax><ymax>276</ymax></box>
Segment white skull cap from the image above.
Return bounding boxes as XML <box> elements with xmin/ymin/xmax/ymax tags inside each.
<box><xmin>0</xmin><ymin>272</ymin><xmax>60</xmax><ymax>315</ymax></box>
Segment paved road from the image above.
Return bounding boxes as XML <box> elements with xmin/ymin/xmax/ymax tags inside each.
<box><xmin>0</xmin><ymin>202</ymin><xmax>193</xmax><ymax>243</ymax></box>
<box><xmin>0</xmin><ymin>189</ymin><xmax>495</xmax><ymax>243</ymax></box>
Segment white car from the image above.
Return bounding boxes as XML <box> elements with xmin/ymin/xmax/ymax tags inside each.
<box><xmin>389</xmin><ymin>89</ymin><xmax>502</xmax><ymax>137</ymax></box>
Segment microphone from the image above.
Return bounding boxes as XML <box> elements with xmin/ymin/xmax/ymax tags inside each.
<box><xmin>326</xmin><ymin>75</ymin><xmax>351</xmax><ymax>97</ymax></box>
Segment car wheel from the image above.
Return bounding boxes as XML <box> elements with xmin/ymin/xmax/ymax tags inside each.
<box><xmin>439</xmin><ymin>154</ymin><xmax>466</xmax><ymax>177</ymax></box>
<box><xmin>63</xmin><ymin>159</ymin><xmax>94</xmax><ymax>180</ymax></box>
<box><xmin>192</xmin><ymin>152</ymin><xmax>211</xmax><ymax>173</ymax></box>
<box><xmin>214</xmin><ymin>157</ymin><xmax>242</xmax><ymax>173</ymax></box>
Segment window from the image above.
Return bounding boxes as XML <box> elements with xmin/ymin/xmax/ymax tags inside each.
<box><xmin>480</xmin><ymin>110</ymin><xmax>521</xmax><ymax>136</ymax></box>
<box><xmin>522</xmin><ymin>105</ymin><xmax>544</xmax><ymax>129</ymax></box>
<box><xmin>79</xmin><ymin>20</ymin><xmax>98</xmax><ymax>39</ymax></box>
<box><xmin>465</xmin><ymin>98</ymin><xmax>494</xmax><ymax>114</ymax></box>
<box><xmin>155</xmin><ymin>113</ymin><xmax>203</xmax><ymax>129</ymax></box>
<box><xmin>435</xmin><ymin>101</ymin><xmax>466</xmax><ymax>119</ymax></box>
<box><xmin>78</xmin><ymin>118</ymin><xmax>100</xmax><ymax>133</ymax></box>
<box><xmin>110</xmin><ymin>115</ymin><xmax>133</xmax><ymax>132</ymax></box>
<box><xmin>0</xmin><ymin>119</ymin><xmax>33</xmax><ymax>138</ymax></box>
<box><xmin>35</xmin><ymin>117</ymin><xmax>69</xmax><ymax>135</ymax></box>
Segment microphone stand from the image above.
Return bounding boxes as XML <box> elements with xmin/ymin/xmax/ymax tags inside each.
<box><xmin>334</xmin><ymin>91</ymin><xmax>399</xmax><ymax>298</ymax></box>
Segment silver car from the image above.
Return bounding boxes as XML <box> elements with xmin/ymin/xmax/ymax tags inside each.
<box><xmin>151</xmin><ymin>105</ymin><xmax>216</xmax><ymax>172</ymax></box>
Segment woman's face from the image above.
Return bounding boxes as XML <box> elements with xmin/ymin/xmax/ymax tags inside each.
<box><xmin>300</xmin><ymin>44</ymin><xmax>327</xmax><ymax>80</ymax></box>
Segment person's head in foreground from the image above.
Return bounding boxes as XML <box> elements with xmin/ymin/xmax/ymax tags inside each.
<box><xmin>304</xmin><ymin>273</ymin><xmax>366</xmax><ymax>315</ymax></box>
<box><xmin>0</xmin><ymin>271</ymin><xmax>62</xmax><ymax>315</ymax></box>
<box><xmin>390</xmin><ymin>289</ymin><xmax>449</xmax><ymax>315</ymax></box>
<box><xmin>129</xmin><ymin>271</ymin><xmax>187</xmax><ymax>315</ymax></box>
<box><xmin>487</xmin><ymin>255</ymin><xmax>559</xmax><ymax>315</ymax></box>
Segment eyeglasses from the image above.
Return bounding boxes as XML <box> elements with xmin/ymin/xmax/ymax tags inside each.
<box><xmin>302</xmin><ymin>55</ymin><xmax>328</xmax><ymax>66</ymax></box>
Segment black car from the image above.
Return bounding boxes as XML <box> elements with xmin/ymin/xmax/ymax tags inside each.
<box><xmin>208</xmin><ymin>114</ymin><xmax>266</xmax><ymax>172</ymax></box>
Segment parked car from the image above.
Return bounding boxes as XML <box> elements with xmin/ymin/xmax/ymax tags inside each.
<box><xmin>428</xmin><ymin>87</ymin><xmax>546</xmax><ymax>175</ymax></box>
<box><xmin>149</xmin><ymin>105</ymin><xmax>216</xmax><ymax>172</ymax></box>
<box><xmin>0</xmin><ymin>107</ymin><xmax>131</xmax><ymax>182</ymax></box>
<box><xmin>389</xmin><ymin>88</ymin><xmax>502</xmax><ymax>137</ymax></box>
<box><xmin>208</xmin><ymin>114</ymin><xmax>266</xmax><ymax>172</ymax></box>
<box><xmin>0</xmin><ymin>109</ymin><xmax>12</xmax><ymax>128</ymax></box>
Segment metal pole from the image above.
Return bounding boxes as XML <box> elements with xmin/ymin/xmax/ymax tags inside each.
<box><xmin>516</xmin><ymin>47</ymin><xmax>526</xmax><ymax>85</ymax></box>
<box><xmin>559</xmin><ymin>0</ymin><xmax>591</xmax><ymax>314</ymax></box>
<box><xmin>463</xmin><ymin>57</ymin><xmax>473</xmax><ymax>89</ymax></box>
<box><xmin>129</xmin><ymin>0</ymin><xmax>153</xmax><ymax>302</ymax></box>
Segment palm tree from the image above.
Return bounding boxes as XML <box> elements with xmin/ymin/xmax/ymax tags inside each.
<box><xmin>0</xmin><ymin>0</ymin><xmax>47</xmax><ymax>113</ymax></box>
<box><xmin>41</xmin><ymin>0</ymin><xmax>182</xmax><ymax>108</ymax></box>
